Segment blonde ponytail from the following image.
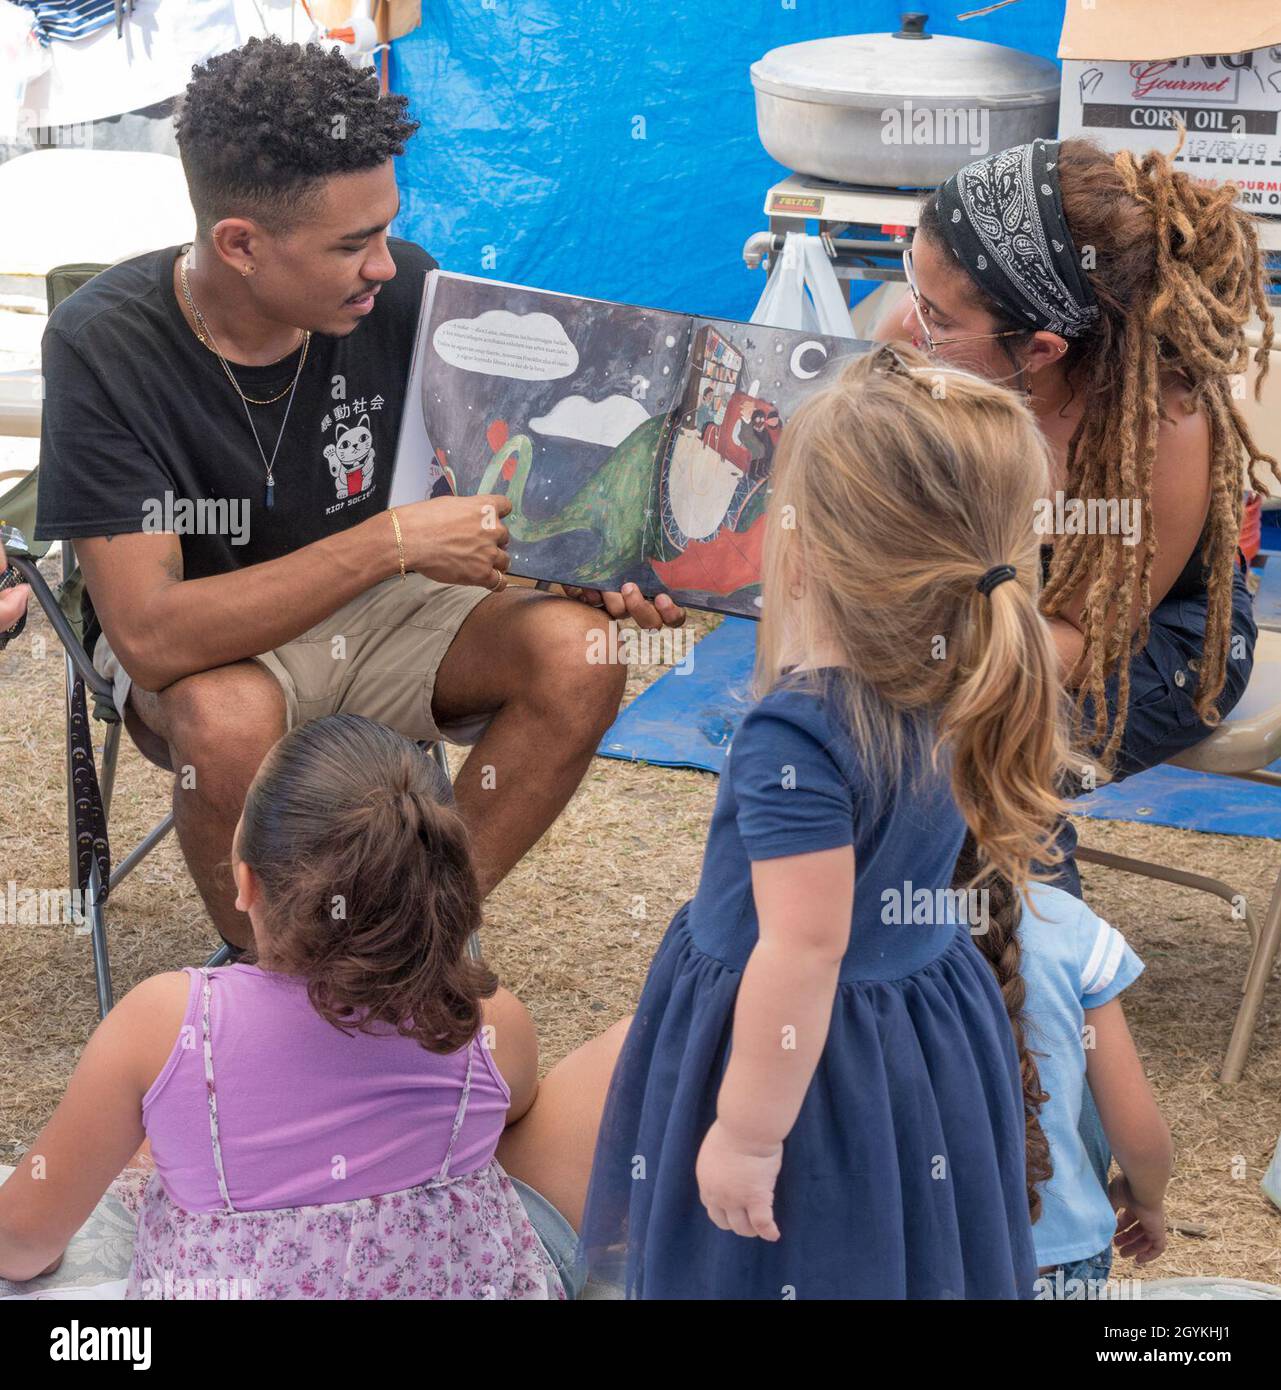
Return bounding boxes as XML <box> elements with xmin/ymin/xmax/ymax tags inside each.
<box><xmin>938</xmin><ymin>570</ymin><xmax>1067</xmax><ymax>896</ymax></box>
<box><xmin>758</xmin><ymin>344</ymin><xmax>1072</xmax><ymax>888</ymax></box>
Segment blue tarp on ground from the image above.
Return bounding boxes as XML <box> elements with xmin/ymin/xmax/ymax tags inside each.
<box><xmin>597</xmin><ymin>617</ymin><xmax>754</xmax><ymax>773</ymax></box>
<box><xmin>389</xmin><ymin>2</ymin><xmax>1067</xmax><ymax>322</ymax></box>
<box><xmin>598</xmin><ymin>612</ymin><xmax>1281</xmax><ymax>839</ymax></box>
<box><xmin>1071</xmin><ymin>762</ymin><xmax>1281</xmax><ymax>838</ymax></box>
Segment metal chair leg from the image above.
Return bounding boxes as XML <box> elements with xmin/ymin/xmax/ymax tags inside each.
<box><xmin>108</xmin><ymin>812</ymin><xmax>175</xmax><ymax>893</ymax></box>
<box><xmin>49</xmin><ymin>539</ymin><xmax>178</xmax><ymax>1007</ymax></box>
<box><xmin>1220</xmin><ymin>870</ymin><xmax>1281</xmax><ymax>1084</ymax></box>
<box><xmin>1076</xmin><ymin>843</ymin><xmax>1278</xmax><ymax>1082</ymax></box>
<box><xmin>99</xmin><ymin>717</ymin><xmax>122</xmax><ymax>821</ymax></box>
<box><xmin>85</xmin><ymin>860</ymin><xmax>113</xmax><ymax>1019</ymax></box>
<box><xmin>63</xmin><ymin>653</ymin><xmax>80</xmax><ymax>926</ymax></box>
<box><xmin>1074</xmin><ymin>845</ymin><xmax>1258</xmax><ymax>945</ymax></box>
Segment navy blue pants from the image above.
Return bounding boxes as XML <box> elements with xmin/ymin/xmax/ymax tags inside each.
<box><xmin>1058</xmin><ymin>565</ymin><xmax>1256</xmax><ymax>1187</ymax></box>
<box><xmin>1053</xmin><ymin>564</ymin><xmax>1257</xmax><ymax>899</ymax></box>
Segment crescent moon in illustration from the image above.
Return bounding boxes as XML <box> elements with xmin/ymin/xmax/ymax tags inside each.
<box><xmin>790</xmin><ymin>340</ymin><xmax>827</xmax><ymax>379</ymax></box>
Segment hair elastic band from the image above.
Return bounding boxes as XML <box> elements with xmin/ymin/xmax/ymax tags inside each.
<box><xmin>976</xmin><ymin>564</ymin><xmax>1017</xmax><ymax>596</ymax></box>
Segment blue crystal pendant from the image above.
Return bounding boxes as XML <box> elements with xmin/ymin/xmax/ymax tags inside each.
<box><xmin>265</xmin><ymin>480</ymin><xmax>274</xmax><ymax>509</ymax></box>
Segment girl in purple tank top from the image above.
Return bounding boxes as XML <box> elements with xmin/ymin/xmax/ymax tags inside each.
<box><xmin>0</xmin><ymin>714</ymin><xmax>631</xmax><ymax>1299</ymax></box>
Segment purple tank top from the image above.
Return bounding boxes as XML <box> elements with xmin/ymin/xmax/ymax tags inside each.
<box><xmin>142</xmin><ymin>965</ymin><xmax>510</xmax><ymax>1213</ymax></box>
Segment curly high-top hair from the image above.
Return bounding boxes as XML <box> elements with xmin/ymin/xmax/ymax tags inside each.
<box><xmin>175</xmin><ymin>35</ymin><xmax>419</xmax><ymax>236</ymax></box>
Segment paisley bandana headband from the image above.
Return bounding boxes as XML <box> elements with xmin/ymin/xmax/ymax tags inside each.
<box><xmin>934</xmin><ymin>139</ymin><xmax>1099</xmax><ymax>339</ymax></box>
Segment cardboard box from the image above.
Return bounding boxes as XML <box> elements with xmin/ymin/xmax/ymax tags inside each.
<box><xmin>1057</xmin><ymin>1</ymin><xmax>1281</xmax><ymax>216</ymax></box>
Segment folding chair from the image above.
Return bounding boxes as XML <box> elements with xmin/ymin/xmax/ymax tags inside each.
<box><xmin>3</xmin><ymin>525</ymin><xmax>166</xmax><ymax>1016</ymax></box>
<box><xmin>1</xmin><ymin>261</ymin><xmax>457</xmax><ymax>1018</ymax></box>
<box><xmin>1076</xmin><ymin>655</ymin><xmax>1281</xmax><ymax>1083</ymax></box>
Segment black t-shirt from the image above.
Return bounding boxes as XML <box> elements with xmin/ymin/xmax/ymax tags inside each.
<box><xmin>34</xmin><ymin>237</ymin><xmax>436</xmax><ymax>655</ymax></box>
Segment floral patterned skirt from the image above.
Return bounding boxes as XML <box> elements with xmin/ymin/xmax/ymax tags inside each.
<box><xmin>124</xmin><ymin>1161</ymin><xmax>566</xmax><ymax>1300</ymax></box>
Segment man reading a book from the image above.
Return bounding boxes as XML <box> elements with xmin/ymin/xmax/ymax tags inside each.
<box><xmin>34</xmin><ymin>37</ymin><xmax>684</xmax><ymax>951</ymax></box>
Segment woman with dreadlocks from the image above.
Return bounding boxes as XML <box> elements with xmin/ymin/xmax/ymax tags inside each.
<box><xmin>880</xmin><ymin>136</ymin><xmax>1275</xmax><ymax>899</ymax></box>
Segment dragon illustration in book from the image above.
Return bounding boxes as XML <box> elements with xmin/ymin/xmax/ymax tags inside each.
<box><xmin>463</xmin><ymin>390</ymin><xmax>776</xmax><ymax>601</ymax></box>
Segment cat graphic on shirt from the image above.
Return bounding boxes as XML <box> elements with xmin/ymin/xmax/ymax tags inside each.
<box><xmin>325</xmin><ymin>414</ymin><xmax>376</xmax><ymax>500</ymax></box>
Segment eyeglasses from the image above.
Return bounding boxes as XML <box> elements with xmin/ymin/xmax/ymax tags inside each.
<box><xmin>901</xmin><ymin>245</ymin><xmax>1025</xmax><ymax>352</ymax></box>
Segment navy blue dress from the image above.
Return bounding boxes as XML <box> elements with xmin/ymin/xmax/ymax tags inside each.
<box><xmin>580</xmin><ymin>672</ymin><xmax>1037</xmax><ymax>1299</ymax></box>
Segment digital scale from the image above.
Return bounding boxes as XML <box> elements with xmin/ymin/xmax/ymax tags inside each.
<box><xmin>744</xmin><ymin>174</ymin><xmax>922</xmax><ymax>303</ymax></box>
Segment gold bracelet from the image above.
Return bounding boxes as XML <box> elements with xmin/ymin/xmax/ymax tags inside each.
<box><xmin>389</xmin><ymin>508</ymin><xmax>406</xmax><ymax>583</ymax></box>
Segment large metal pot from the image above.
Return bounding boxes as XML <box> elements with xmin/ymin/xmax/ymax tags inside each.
<box><xmin>751</xmin><ymin>12</ymin><xmax>1060</xmax><ymax>188</ymax></box>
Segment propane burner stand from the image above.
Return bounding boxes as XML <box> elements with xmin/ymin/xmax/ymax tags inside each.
<box><xmin>745</xmin><ymin>172</ymin><xmax>1281</xmax><ymax>301</ymax></box>
<box><xmin>743</xmin><ymin>174</ymin><xmax>924</xmax><ymax>292</ymax></box>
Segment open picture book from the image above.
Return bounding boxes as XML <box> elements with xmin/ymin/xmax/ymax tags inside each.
<box><xmin>389</xmin><ymin>270</ymin><xmax>870</xmax><ymax>618</ymax></box>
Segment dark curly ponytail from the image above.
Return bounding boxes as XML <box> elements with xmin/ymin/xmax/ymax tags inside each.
<box><xmin>233</xmin><ymin>713</ymin><xmax>496</xmax><ymax>1053</ymax></box>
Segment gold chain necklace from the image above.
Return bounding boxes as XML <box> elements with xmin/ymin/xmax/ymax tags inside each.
<box><xmin>180</xmin><ymin>249</ymin><xmax>310</xmax><ymax>509</ymax></box>
<box><xmin>179</xmin><ymin>250</ymin><xmax>310</xmax><ymax>403</ymax></box>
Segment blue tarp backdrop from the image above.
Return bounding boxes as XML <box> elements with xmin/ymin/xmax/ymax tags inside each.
<box><xmin>389</xmin><ymin>1</ymin><xmax>1068</xmax><ymax>322</ymax></box>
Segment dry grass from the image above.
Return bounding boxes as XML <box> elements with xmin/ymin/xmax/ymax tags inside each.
<box><xmin>1</xmin><ymin>553</ymin><xmax>1279</xmax><ymax>1283</ymax></box>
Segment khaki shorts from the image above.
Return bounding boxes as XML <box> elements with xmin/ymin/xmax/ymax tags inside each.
<box><xmin>93</xmin><ymin>572</ymin><xmax>496</xmax><ymax>746</ymax></box>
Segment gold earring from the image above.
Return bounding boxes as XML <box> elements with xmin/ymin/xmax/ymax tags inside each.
<box><xmin>242</xmin><ymin>265</ymin><xmax>254</xmax><ymax>277</ymax></box>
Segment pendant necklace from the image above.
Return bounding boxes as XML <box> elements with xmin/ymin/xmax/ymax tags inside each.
<box><xmin>180</xmin><ymin>247</ymin><xmax>310</xmax><ymax>509</ymax></box>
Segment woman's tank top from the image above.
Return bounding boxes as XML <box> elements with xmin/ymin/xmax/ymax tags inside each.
<box><xmin>1039</xmin><ymin>524</ymin><xmax>1220</xmax><ymax>602</ymax></box>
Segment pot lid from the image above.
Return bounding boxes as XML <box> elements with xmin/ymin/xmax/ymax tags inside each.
<box><xmin>750</xmin><ymin>14</ymin><xmax>1061</xmax><ymax>109</ymax></box>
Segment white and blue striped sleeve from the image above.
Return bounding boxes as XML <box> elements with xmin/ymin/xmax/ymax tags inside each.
<box><xmin>19</xmin><ymin>1</ymin><xmax>119</xmax><ymax>47</ymax></box>
<box><xmin>1079</xmin><ymin>916</ymin><xmax>1144</xmax><ymax>1009</ymax></box>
